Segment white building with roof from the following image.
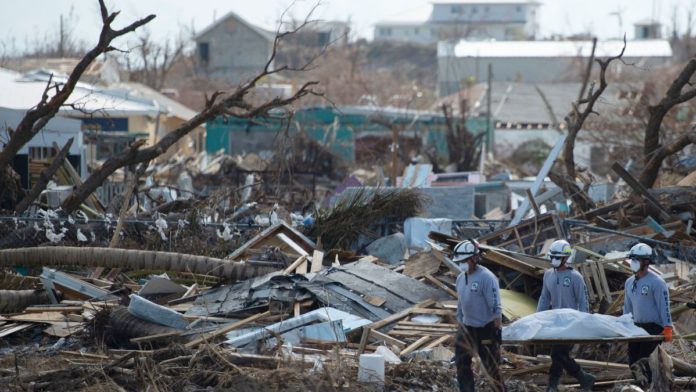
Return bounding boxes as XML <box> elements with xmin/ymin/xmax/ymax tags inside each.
<box><xmin>374</xmin><ymin>0</ymin><xmax>540</xmax><ymax>44</ymax></box>
<box><xmin>437</xmin><ymin>38</ymin><xmax>673</xmax><ymax>96</ymax></box>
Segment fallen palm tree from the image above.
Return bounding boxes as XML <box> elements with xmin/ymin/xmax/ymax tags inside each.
<box><xmin>0</xmin><ymin>247</ymin><xmax>276</xmax><ymax>280</ymax></box>
<box><xmin>0</xmin><ymin>289</ymin><xmax>49</xmax><ymax>313</ymax></box>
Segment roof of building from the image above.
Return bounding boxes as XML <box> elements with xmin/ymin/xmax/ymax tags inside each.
<box><xmin>441</xmin><ymin>39</ymin><xmax>673</xmax><ymax>58</ymax></box>
<box><xmin>108</xmin><ymin>82</ymin><xmax>198</xmax><ymax>122</ymax></box>
<box><xmin>376</xmin><ymin>4</ymin><xmax>433</xmax><ymax>25</ymax></box>
<box><xmin>431</xmin><ymin>0</ymin><xmax>540</xmax><ymax>4</ymax></box>
<box><xmin>438</xmin><ymin>81</ymin><xmax>640</xmax><ymax>127</ymax></box>
<box><xmin>195</xmin><ymin>11</ymin><xmax>276</xmax><ymax>43</ymax></box>
<box><xmin>0</xmin><ymin>67</ymin><xmax>159</xmax><ymax>117</ymax></box>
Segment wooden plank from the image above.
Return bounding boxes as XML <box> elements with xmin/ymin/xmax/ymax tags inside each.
<box><xmin>389</xmin><ymin>330</ymin><xmax>456</xmax><ymax>337</ymax></box>
<box><xmin>357</xmin><ymin>327</ymin><xmax>371</xmax><ymax>356</ymax></box>
<box><xmin>90</xmin><ymin>267</ymin><xmax>105</xmax><ymax>279</ymax></box>
<box><xmin>409</xmin><ymin>308</ymin><xmax>454</xmax><ymax>316</ymax></box>
<box><xmin>60</xmin><ymin>351</ymin><xmax>110</xmax><ymax>360</ymax></box>
<box><xmin>282</xmin><ymin>255</ymin><xmax>308</xmax><ymax>275</ymax></box>
<box><xmin>10</xmin><ymin>312</ymin><xmax>67</xmax><ymax>322</ymax></box>
<box><xmin>130</xmin><ymin>331</ymin><xmax>183</xmax><ymax>344</ymax></box>
<box><xmin>293</xmin><ymin>302</ymin><xmax>301</xmax><ymax>317</ymax></box>
<box><xmin>182</xmin><ymin>283</ymin><xmax>198</xmax><ymax>299</ymax></box>
<box><xmin>364</xmin><ymin>295</ymin><xmax>386</xmax><ymax>307</ymax></box>
<box><xmin>595</xmin><ymin>261</ymin><xmax>612</xmax><ymax>302</ymax></box>
<box><xmin>310</xmin><ymin>250</ymin><xmax>324</xmax><ymax>273</ymax></box>
<box><xmin>276</xmin><ymin>233</ymin><xmax>310</xmax><ymax>257</ymax></box>
<box><xmin>525</xmin><ymin>188</ymin><xmax>541</xmax><ymax>216</ymax></box>
<box><xmin>296</xmin><ymin>258</ymin><xmax>308</xmax><ymax>275</ymax></box>
<box><xmin>503</xmin><ymin>335</ymin><xmax>664</xmax><ymax>345</ymax></box>
<box><xmin>366</xmin><ymin>299</ymin><xmax>437</xmax><ymax>331</ymax></box>
<box><xmin>0</xmin><ymin>323</ymin><xmax>33</xmax><ymax>338</ymax></box>
<box><xmin>578</xmin><ymin>264</ymin><xmax>597</xmax><ymax>302</ymax></box>
<box><xmin>424</xmin><ymin>275</ymin><xmax>457</xmax><ymax>298</ymax></box>
<box><xmin>398</xmin><ymin>321</ymin><xmax>458</xmax><ymax>328</ymax></box>
<box><xmin>482</xmin><ymin>250</ymin><xmax>542</xmax><ymax>278</ymax></box>
<box><xmin>391</xmin><ymin>325</ymin><xmax>458</xmax><ymax>333</ymax></box>
<box><xmin>185</xmin><ymin>310</ymin><xmax>271</xmax><ymax>348</ymax></box>
<box><xmin>399</xmin><ymin>335</ymin><xmax>432</xmax><ymax>357</ymax></box>
<box><xmin>424</xmin><ymin>334</ymin><xmax>453</xmax><ymax>349</ymax></box>
<box><xmin>504</xmin><ymin>363</ymin><xmax>550</xmax><ymax>376</ymax></box>
<box><xmin>611</xmin><ymin>162</ymin><xmax>671</xmax><ymax>220</ymax></box>
<box><xmin>24</xmin><ymin>306</ymin><xmax>82</xmax><ymax>313</ymax></box>
<box><xmin>588</xmin><ymin>261</ymin><xmax>603</xmax><ymax>301</ymax></box>
<box><xmin>369</xmin><ymin>329</ymin><xmax>407</xmax><ymax>349</ymax></box>
<box><xmin>44</xmin><ymin>321</ymin><xmax>83</xmax><ymax>337</ymax></box>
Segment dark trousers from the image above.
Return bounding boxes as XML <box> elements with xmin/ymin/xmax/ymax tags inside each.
<box><xmin>454</xmin><ymin>322</ymin><xmax>505</xmax><ymax>392</ymax></box>
<box><xmin>628</xmin><ymin>322</ymin><xmax>663</xmax><ymax>365</ymax></box>
<box><xmin>549</xmin><ymin>344</ymin><xmax>582</xmax><ymax>380</ymax></box>
<box><xmin>628</xmin><ymin>322</ymin><xmax>663</xmax><ymax>385</ymax></box>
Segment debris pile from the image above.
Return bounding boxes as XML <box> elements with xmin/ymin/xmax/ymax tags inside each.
<box><xmin>1</xmin><ymin>155</ymin><xmax>696</xmax><ymax>392</ymax></box>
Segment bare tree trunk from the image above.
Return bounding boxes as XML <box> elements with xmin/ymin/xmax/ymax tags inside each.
<box><xmin>14</xmin><ymin>138</ymin><xmax>73</xmax><ymax>215</ymax></box>
<box><xmin>562</xmin><ymin>38</ymin><xmax>624</xmax><ymax>179</ymax></box>
<box><xmin>639</xmin><ymin>59</ymin><xmax>696</xmax><ymax>188</ymax></box>
<box><xmin>640</xmin><ymin>131</ymin><xmax>696</xmax><ymax>187</ymax></box>
<box><xmin>0</xmin><ymin>1</ymin><xmax>155</xmax><ymax>173</ymax></box>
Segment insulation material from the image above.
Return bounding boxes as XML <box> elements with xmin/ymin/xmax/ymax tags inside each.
<box><xmin>503</xmin><ymin>308</ymin><xmax>649</xmax><ymax>341</ymax></box>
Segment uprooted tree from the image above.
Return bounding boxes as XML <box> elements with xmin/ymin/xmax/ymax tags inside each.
<box><xmin>0</xmin><ymin>0</ymin><xmax>320</xmax><ymax>216</ymax></box>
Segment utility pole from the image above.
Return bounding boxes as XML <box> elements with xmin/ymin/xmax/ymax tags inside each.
<box><xmin>58</xmin><ymin>14</ymin><xmax>65</xmax><ymax>57</ymax></box>
<box><xmin>390</xmin><ymin>123</ymin><xmax>399</xmax><ymax>187</ymax></box>
<box><xmin>486</xmin><ymin>63</ymin><xmax>493</xmax><ymax>154</ymax></box>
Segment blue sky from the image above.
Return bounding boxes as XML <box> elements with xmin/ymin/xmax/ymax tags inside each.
<box><xmin>0</xmin><ymin>0</ymin><xmax>691</xmax><ymax>54</ymax></box>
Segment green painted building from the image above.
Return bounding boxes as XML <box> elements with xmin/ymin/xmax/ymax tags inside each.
<box><xmin>206</xmin><ymin>105</ymin><xmax>488</xmax><ymax>162</ymax></box>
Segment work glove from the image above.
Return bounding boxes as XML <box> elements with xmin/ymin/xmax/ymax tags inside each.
<box><xmin>662</xmin><ymin>326</ymin><xmax>673</xmax><ymax>342</ymax></box>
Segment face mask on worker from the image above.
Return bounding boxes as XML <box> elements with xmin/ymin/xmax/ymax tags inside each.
<box><xmin>630</xmin><ymin>258</ymin><xmax>642</xmax><ymax>273</ymax></box>
<box><xmin>551</xmin><ymin>257</ymin><xmax>564</xmax><ymax>268</ymax></box>
<box><xmin>460</xmin><ymin>261</ymin><xmax>470</xmax><ymax>273</ymax></box>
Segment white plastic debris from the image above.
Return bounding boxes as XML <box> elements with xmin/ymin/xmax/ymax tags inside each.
<box><xmin>374</xmin><ymin>346</ymin><xmax>402</xmax><ymax>364</ymax></box>
<box><xmin>76</xmin><ymin>229</ymin><xmax>88</xmax><ymax>242</ymax></box>
<box><xmin>503</xmin><ymin>308</ymin><xmax>650</xmax><ymax>341</ymax></box>
<box><xmin>358</xmin><ymin>353</ymin><xmax>385</xmax><ymax>384</ymax></box>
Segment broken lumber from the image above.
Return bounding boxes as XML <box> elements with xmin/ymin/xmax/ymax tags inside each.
<box><xmin>185</xmin><ymin>310</ymin><xmax>271</xmax><ymax>348</ymax></box>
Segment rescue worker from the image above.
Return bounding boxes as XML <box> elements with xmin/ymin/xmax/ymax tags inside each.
<box><xmin>453</xmin><ymin>239</ymin><xmax>505</xmax><ymax>392</ymax></box>
<box><xmin>537</xmin><ymin>239</ymin><xmax>595</xmax><ymax>392</ymax></box>
<box><xmin>623</xmin><ymin>243</ymin><xmax>673</xmax><ymax>385</ymax></box>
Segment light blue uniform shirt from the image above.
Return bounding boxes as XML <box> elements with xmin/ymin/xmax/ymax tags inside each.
<box><xmin>537</xmin><ymin>268</ymin><xmax>590</xmax><ymax>313</ymax></box>
<box><xmin>623</xmin><ymin>271</ymin><xmax>672</xmax><ymax>327</ymax></box>
<box><xmin>456</xmin><ymin>265</ymin><xmax>502</xmax><ymax>327</ymax></box>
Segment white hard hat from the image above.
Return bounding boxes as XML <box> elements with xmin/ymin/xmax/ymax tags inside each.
<box><xmin>548</xmin><ymin>239</ymin><xmax>572</xmax><ymax>258</ymax></box>
<box><xmin>628</xmin><ymin>243</ymin><xmax>653</xmax><ymax>260</ymax></box>
<box><xmin>453</xmin><ymin>239</ymin><xmax>480</xmax><ymax>262</ymax></box>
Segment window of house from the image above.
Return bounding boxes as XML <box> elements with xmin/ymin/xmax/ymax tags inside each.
<box><xmin>484</xmin><ymin>6</ymin><xmax>490</xmax><ymax>12</ymax></box>
<box><xmin>198</xmin><ymin>42</ymin><xmax>210</xmax><ymax>63</ymax></box>
<box><xmin>414</xmin><ymin>27</ymin><xmax>420</xmax><ymax>35</ymax></box>
<box><xmin>472</xmin><ymin>7</ymin><xmax>478</xmax><ymax>13</ymax></box>
<box><xmin>451</xmin><ymin>5</ymin><xmax>462</xmax><ymax>13</ymax></box>
<box><xmin>516</xmin><ymin>5</ymin><xmax>522</xmax><ymax>12</ymax></box>
<box><xmin>28</xmin><ymin>146</ymin><xmax>57</xmax><ymax>160</ymax></box>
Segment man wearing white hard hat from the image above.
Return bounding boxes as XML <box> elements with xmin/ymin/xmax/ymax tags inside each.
<box><xmin>623</xmin><ymin>242</ymin><xmax>672</xmax><ymax>386</ymax></box>
<box><xmin>537</xmin><ymin>239</ymin><xmax>594</xmax><ymax>392</ymax></box>
<box><xmin>453</xmin><ymin>239</ymin><xmax>505</xmax><ymax>392</ymax></box>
